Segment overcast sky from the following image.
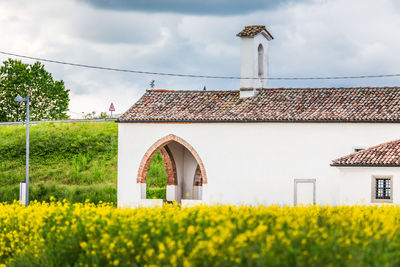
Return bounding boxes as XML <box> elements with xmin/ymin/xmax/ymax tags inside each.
<box><xmin>1</xmin><ymin>0</ymin><xmax>399</xmax><ymax>117</ymax></box>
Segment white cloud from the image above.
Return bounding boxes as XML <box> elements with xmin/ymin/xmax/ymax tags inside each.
<box><xmin>0</xmin><ymin>0</ymin><xmax>399</xmax><ymax>116</ymax></box>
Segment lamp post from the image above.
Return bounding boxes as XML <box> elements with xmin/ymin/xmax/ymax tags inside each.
<box><xmin>15</xmin><ymin>95</ymin><xmax>29</xmax><ymax>206</ymax></box>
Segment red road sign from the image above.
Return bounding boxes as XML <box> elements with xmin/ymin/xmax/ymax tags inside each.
<box><xmin>109</xmin><ymin>103</ymin><xmax>115</xmax><ymax>112</ymax></box>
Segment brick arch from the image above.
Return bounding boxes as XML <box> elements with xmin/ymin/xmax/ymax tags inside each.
<box><xmin>136</xmin><ymin>145</ymin><xmax>177</xmax><ymax>185</ymax></box>
<box><xmin>159</xmin><ymin>146</ymin><xmax>177</xmax><ymax>186</ymax></box>
<box><xmin>137</xmin><ymin>134</ymin><xmax>207</xmax><ymax>184</ymax></box>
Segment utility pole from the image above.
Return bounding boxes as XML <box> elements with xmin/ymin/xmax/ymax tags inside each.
<box><xmin>26</xmin><ymin>96</ymin><xmax>29</xmax><ymax>206</ymax></box>
<box><xmin>15</xmin><ymin>95</ymin><xmax>29</xmax><ymax>206</ymax></box>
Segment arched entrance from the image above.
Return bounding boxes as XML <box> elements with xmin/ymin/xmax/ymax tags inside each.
<box><xmin>137</xmin><ymin>134</ymin><xmax>207</xmax><ymax>203</ymax></box>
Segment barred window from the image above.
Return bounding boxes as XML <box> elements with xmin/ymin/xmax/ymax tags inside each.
<box><xmin>372</xmin><ymin>177</ymin><xmax>392</xmax><ymax>203</ymax></box>
<box><xmin>376</xmin><ymin>178</ymin><xmax>391</xmax><ymax>199</ymax></box>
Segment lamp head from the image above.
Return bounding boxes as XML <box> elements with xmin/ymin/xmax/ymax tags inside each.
<box><xmin>14</xmin><ymin>95</ymin><xmax>26</xmax><ymax>102</ymax></box>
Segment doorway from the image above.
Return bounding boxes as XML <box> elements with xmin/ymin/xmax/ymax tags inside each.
<box><xmin>294</xmin><ymin>179</ymin><xmax>316</xmax><ymax>205</ymax></box>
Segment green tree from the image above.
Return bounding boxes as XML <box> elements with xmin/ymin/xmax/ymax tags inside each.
<box><xmin>0</xmin><ymin>59</ymin><xmax>70</xmax><ymax>122</ymax></box>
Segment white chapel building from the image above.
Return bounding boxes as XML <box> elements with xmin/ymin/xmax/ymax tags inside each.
<box><xmin>117</xmin><ymin>25</ymin><xmax>400</xmax><ymax>207</ymax></box>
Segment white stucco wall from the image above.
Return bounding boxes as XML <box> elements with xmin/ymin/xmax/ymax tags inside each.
<box><xmin>166</xmin><ymin>142</ymin><xmax>183</xmax><ymax>202</ymax></box>
<box><xmin>182</xmin><ymin>149</ymin><xmax>197</xmax><ymax>200</ymax></box>
<box><xmin>337</xmin><ymin>167</ymin><xmax>400</xmax><ymax>205</ymax></box>
<box><xmin>117</xmin><ymin>122</ymin><xmax>400</xmax><ymax>207</ymax></box>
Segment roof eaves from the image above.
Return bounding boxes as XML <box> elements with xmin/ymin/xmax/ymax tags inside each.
<box><xmin>331</xmin><ymin>163</ymin><xmax>400</xmax><ymax>167</ymax></box>
<box><xmin>261</xmin><ymin>29</ymin><xmax>274</xmax><ymax>40</ymax></box>
<box><xmin>116</xmin><ymin>119</ymin><xmax>400</xmax><ymax>123</ymax></box>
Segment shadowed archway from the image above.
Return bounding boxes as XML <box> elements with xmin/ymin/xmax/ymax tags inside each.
<box><xmin>137</xmin><ymin>134</ymin><xmax>207</xmax><ymax>201</ymax></box>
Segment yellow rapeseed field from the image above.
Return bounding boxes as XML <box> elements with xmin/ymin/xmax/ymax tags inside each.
<box><xmin>1</xmin><ymin>200</ymin><xmax>400</xmax><ymax>266</ymax></box>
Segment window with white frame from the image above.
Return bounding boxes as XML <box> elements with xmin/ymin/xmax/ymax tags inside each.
<box><xmin>372</xmin><ymin>176</ymin><xmax>393</xmax><ymax>203</ymax></box>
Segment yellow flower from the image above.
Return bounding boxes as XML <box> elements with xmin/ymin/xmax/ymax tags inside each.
<box><xmin>80</xmin><ymin>242</ymin><xmax>87</xmax><ymax>249</ymax></box>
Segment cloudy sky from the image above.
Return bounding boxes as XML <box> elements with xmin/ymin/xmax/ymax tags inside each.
<box><xmin>1</xmin><ymin>0</ymin><xmax>399</xmax><ymax>117</ymax></box>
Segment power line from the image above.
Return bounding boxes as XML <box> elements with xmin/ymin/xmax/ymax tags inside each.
<box><xmin>1</xmin><ymin>50</ymin><xmax>400</xmax><ymax>80</ymax></box>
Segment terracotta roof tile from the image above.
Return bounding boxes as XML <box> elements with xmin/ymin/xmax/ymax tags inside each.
<box><xmin>236</xmin><ymin>25</ymin><xmax>273</xmax><ymax>39</ymax></box>
<box><xmin>117</xmin><ymin>87</ymin><xmax>400</xmax><ymax>122</ymax></box>
<box><xmin>332</xmin><ymin>139</ymin><xmax>400</xmax><ymax>166</ymax></box>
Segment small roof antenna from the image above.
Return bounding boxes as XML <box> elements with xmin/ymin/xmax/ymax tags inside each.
<box><xmin>150</xmin><ymin>80</ymin><xmax>155</xmax><ymax>89</ymax></box>
<box><xmin>203</xmin><ymin>86</ymin><xmax>206</xmax><ymax>91</ymax></box>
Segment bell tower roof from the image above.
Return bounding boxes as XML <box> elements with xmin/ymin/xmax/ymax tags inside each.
<box><xmin>236</xmin><ymin>25</ymin><xmax>273</xmax><ymax>40</ymax></box>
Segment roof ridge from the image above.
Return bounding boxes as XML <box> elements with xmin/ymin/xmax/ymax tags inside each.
<box><xmin>145</xmin><ymin>86</ymin><xmax>400</xmax><ymax>93</ymax></box>
<box><xmin>146</xmin><ymin>89</ymin><xmax>239</xmax><ymax>93</ymax></box>
<box><xmin>265</xmin><ymin>86</ymin><xmax>400</xmax><ymax>90</ymax></box>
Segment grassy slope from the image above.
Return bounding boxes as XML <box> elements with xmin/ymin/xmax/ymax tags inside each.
<box><xmin>0</xmin><ymin>121</ymin><xmax>166</xmax><ymax>203</ymax></box>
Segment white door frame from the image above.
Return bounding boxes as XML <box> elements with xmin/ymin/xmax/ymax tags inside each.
<box><xmin>294</xmin><ymin>179</ymin><xmax>316</xmax><ymax>206</ymax></box>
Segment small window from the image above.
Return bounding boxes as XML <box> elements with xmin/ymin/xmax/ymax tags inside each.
<box><xmin>372</xmin><ymin>176</ymin><xmax>393</xmax><ymax>203</ymax></box>
<box><xmin>376</xmin><ymin>179</ymin><xmax>391</xmax><ymax>199</ymax></box>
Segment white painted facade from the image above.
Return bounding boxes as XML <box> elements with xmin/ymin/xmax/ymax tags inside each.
<box><xmin>117</xmin><ymin>122</ymin><xmax>400</xmax><ymax>207</ymax></box>
<box><xmin>337</xmin><ymin>167</ymin><xmax>400</xmax><ymax>205</ymax></box>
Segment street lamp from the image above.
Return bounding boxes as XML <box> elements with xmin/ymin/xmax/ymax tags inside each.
<box><xmin>15</xmin><ymin>95</ymin><xmax>30</xmax><ymax>206</ymax></box>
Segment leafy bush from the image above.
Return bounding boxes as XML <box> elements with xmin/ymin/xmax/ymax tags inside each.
<box><xmin>146</xmin><ymin>187</ymin><xmax>166</xmax><ymax>199</ymax></box>
<box><xmin>2</xmin><ymin>204</ymin><xmax>400</xmax><ymax>266</ymax></box>
<box><xmin>146</xmin><ymin>152</ymin><xmax>167</xmax><ymax>188</ymax></box>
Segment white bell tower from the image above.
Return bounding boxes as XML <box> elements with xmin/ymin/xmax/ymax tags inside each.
<box><xmin>237</xmin><ymin>25</ymin><xmax>273</xmax><ymax>98</ymax></box>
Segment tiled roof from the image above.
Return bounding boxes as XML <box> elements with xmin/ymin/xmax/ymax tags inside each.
<box><xmin>118</xmin><ymin>87</ymin><xmax>400</xmax><ymax>123</ymax></box>
<box><xmin>236</xmin><ymin>25</ymin><xmax>273</xmax><ymax>39</ymax></box>
<box><xmin>332</xmin><ymin>139</ymin><xmax>400</xmax><ymax>166</ymax></box>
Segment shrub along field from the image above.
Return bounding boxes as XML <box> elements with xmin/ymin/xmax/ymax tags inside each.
<box><xmin>0</xmin><ymin>121</ymin><xmax>166</xmax><ymax>203</ymax></box>
<box><xmin>1</xmin><ymin>202</ymin><xmax>400</xmax><ymax>266</ymax></box>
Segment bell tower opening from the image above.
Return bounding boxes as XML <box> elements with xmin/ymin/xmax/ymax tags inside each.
<box><xmin>258</xmin><ymin>44</ymin><xmax>264</xmax><ymax>77</ymax></box>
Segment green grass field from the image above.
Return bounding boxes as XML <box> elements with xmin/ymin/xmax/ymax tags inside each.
<box><xmin>0</xmin><ymin>121</ymin><xmax>166</xmax><ymax>203</ymax></box>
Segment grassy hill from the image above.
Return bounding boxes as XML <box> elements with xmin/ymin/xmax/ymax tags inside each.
<box><xmin>0</xmin><ymin>121</ymin><xmax>166</xmax><ymax>203</ymax></box>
